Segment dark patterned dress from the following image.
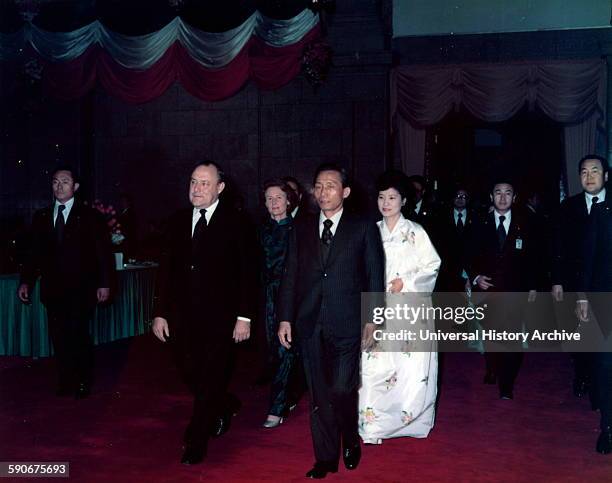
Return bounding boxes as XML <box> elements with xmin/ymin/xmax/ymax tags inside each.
<box><xmin>259</xmin><ymin>215</ymin><xmax>295</xmax><ymax>416</ymax></box>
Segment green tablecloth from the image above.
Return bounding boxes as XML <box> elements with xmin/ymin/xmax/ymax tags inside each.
<box><xmin>0</xmin><ymin>265</ymin><xmax>157</xmax><ymax>357</ymax></box>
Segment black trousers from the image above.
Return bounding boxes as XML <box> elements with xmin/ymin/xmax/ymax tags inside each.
<box><xmin>596</xmin><ymin>352</ymin><xmax>612</xmax><ymax>429</ymax></box>
<box><xmin>172</xmin><ymin>327</ymin><xmax>232</xmax><ymax>448</ymax></box>
<box><xmin>45</xmin><ymin>299</ymin><xmax>95</xmax><ymax>387</ymax></box>
<box><xmin>301</xmin><ymin>324</ymin><xmax>360</xmax><ymax>465</ymax></box>
<box><xmin>484</xmin><ymin>352</ymin><xmax>524</xmax><ymax>394</ymax></box>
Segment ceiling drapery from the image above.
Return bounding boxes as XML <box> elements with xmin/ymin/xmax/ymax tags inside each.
<box><xmin>390</xmin><ymin>60</ymin><xmax>607</xmax><ymax>195</ymax></box>
<box><xmin>391</xmin><ymin>60</ymin><xmax>605</xmax><ymax>128</ymax></box>
<box><xmin>0</xmin><ymin>2</ymin><xmax>320</xmax><ymax>103</ymax></box>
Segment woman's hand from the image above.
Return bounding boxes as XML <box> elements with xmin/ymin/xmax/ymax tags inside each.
<box><xmin>388</xmin><ymin>277</ymin><xmax>403</xmax><ymax>293</ymax></box>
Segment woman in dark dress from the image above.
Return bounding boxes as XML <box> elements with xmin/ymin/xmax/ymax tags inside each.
<box><xmin>259</xmin><ymin>179</ymin><xmax>298</xmax><ymax>428</ymax></box>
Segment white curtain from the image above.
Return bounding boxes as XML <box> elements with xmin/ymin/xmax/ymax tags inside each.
<box><xmin>391</xmin><ymin>60</ymin><xmax>606</xmax><ymax>184</ymax></box>
<box><xmin>0</xmin><ymin>9</ymin><xmax>319</xmax><ymax>67</ymax></box>
<box><xmin>564</xmin><ymin>113</ymin><xmax>600</xmax><ymax>195</ymax></box>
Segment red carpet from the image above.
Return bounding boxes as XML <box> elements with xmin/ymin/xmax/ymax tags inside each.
<box><xmin>1</xmin><ymin>336</ymin><xmax>611</xmax><ymax>482</ymax></box>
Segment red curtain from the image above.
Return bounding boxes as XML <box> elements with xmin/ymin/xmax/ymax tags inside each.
<box><xmin>43</xmin><ymin>25</ymin><xmax>320</xmax><ymax>104</ymax></box>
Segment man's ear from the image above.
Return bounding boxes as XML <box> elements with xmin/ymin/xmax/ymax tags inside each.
<box><xmin>74</xmin><ymin>182</ymin><xmax>80</xmax><ymax>192</ymax></box>
<box><xmin>342</xmin><ymin>187</ymin><xmax>351</xmax><ymax>199</ymax></box>
<box><xmin>217</xmin><ymin>181</ymin><xmax>226</xmax><ymax>194</ymax></box>
<box><xmin>606</xmin><ymin>172</ymin><xmax>609</xmax><ymax>183</ymax></box>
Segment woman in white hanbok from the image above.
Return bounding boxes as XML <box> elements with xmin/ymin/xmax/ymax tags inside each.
<box><xmin>359</xmin><ymin>171</ymin><xmax>441</xmax><ymax>444</ymax></box>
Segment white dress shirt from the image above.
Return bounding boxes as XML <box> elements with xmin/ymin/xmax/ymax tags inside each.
<box><xmin>585</xmin><ymin>188</ymin><xmax>606</xmax><ymax>214</ymax></box>
<box><xmin>53</xmin><ymin>197</ymin><xmax>75</xmax><ymax>226</ymax></box>
<box><xmin>494</xmin><ymin>209</ymin><xmax>511</xmax><ymax>234</ymax></box>
<box><xmin>319</xmin><ymin>209</ymin><xmax>343</xmax><ymax>237</ymax></box>
<box><xmin>191</xmin><ymin>198</ymin><xmax>220</xmax><ymax>236</ymax></box>
<box><xmin>454</xmin><ymin>208</ymin><xmax>467</xmax><ymax>226</ymax></box>
<box><xmin>414</xmin><ymin>199</ymin><xmax>423</xmax><ymax>215</ymax></box>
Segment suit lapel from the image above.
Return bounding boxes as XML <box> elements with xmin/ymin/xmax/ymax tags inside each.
<box><xmin>43</xmin><ymin>205</ymin><xmax>54</xmax><ymax>231</ymax></box>
<box><xmin>485</xmin><ymin>213</ymin><xmax>497</xmax><ymax>249</ymax></box>
<box><xmin>311</xmin><ymin>215</ymin><xmax>324</xmax><ymax>269</ymax></box>
<box><xmin>207</xmin><ymin>199</ymin><xmax>223</xmax><ymax>229</ymax></box>
<box><xmin>325</xmin><ymin>212</ymin><xmax>350</xmax><ymax>267</ymax></box>
<box><xmin>65</xmin><ymin>202</ymin><xmax>80</xmax><ymax>229</ymax></box>
<box><xmin>577</xmin><ymin>195</ymin><xmax>588</xmax><ymax>218</ymax></box>
<box><xmin>506</xmin><ymin>217</ymin><xmax>517</xmax><ymax>252</ymax></box>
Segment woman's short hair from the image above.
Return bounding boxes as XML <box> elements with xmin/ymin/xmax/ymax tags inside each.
<box><xmin>262</xmin><ymin>178</ymin><xmax>298</xmax><ymax>213</ymax></box>
<box><xmin>376</xmin><ymin>170</ymin><xmax>411</xmax><ymax>200</ymax></box>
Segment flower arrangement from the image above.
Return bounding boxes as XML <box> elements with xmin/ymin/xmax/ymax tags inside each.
<box><xmin>92</xmin><ymin>200</ymin><xmax>125</xmax><ymax>246</ymax></box>
<box><xmin>301</xmin><ymin>40</ymin><xmax>333</xmax><ymax>88</ymax></box>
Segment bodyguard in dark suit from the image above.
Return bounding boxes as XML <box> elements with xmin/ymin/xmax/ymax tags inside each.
<box><xmin>282</xmin><ymin>175</ymin><xmax>310</xmax><ymax>222</ymax></box>
<box><xmin>467</xmin><ymin>179</ymin><xmax>537</xmax><ymax>399</ymax></box>
<box><xmin>407</xmin><ymin>175</ymin><xmax>434</xmax><ymax>229</ymax></box>
<box><xmin>18</xmin><ymin>166</ymin><xmax>114</xmax><ymax>399</ymax></box>
<box><xmin>434</xmin><ymin>187</ymin><xmax>474</xmax><ymax>292</ymax></box>
<box><xmin>277</xmin><ymin>163</ymin><xmax>385</xmax><ymax>479</ymax></box>
<box><xmin>552</xmin><ymin>155</ymin><xmax>608</xmax><ymax>398</ymax></box>
<box><xmin>152</xmin><ymin>161</ymin><xmax>253</xmax><ymax>465</ymax></box>
<box><xmin>575</xmin><ymin>155</ymin><xmax>612</xmax><ymax>454</ymax></box>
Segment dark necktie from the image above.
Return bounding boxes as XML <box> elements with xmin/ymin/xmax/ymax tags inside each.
<box><xmin>590</xmin><ymin>196</ymin><xmax>599</xmax><ymax>215</ymax></box>
<box><xmin>456</xmin><ymin>212</ymin><xmax>464</xmax><ymax>233</ymax></box>
<box><xmin>192</xmin><ymin>209</ymin><xmax>207</xmax><ymax>248</ymax></box>
<box><xmin>55</xmin><ymin>205</ymin><xmax>66</xmax><ymax>243</ymax></box>
<box><xmin>321</xmin><ymin>219</ymin><xmax>333</xmax><ymax>245</ymax></box>
<box><xmin>321</xmin><ymin>219</ymin><xmax>333</xmax><ymax>263</ymax></box>
<box><xmin>497</xmin><ymin>215</ymin><xmax>507</xmax><ymax>250</ymax></box>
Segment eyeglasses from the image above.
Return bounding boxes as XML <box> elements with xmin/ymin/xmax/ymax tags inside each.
<box><xmin>455</xmin><ymin>194</ymin><xmax>468</xmax><ymax>199</ymax></box>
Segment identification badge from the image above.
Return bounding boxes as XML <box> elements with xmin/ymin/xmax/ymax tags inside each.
<box><xmin>515</xmin><ymin>238</ymin><xmax>523</xmax><ymax>250</ymax></box>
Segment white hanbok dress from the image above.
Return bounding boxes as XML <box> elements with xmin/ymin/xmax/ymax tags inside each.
<box><xmin>359</xmin><ymin>215</ymin><xmax>441</xmax><ymax>443</ymax></box>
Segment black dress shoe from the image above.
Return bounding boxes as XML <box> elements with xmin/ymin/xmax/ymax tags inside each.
<box><xmin>74</xmin><ymin>382</ymin><xmax>90</xmax><ymax>400</ymax></box>
<box><xmin>211</xmin><ymin>413</ymin><xmax>231</xmax><ymax>438</ymax></box>
<box><xmin>181</xmin><ymin>445</ymin><xmax>206</xmax><ymax>465</ymax></box>
<box><xmin>305</xmin><ymin>462</ymin><xmax>338</xmax><ymax>479</ymax></box>
<box><xmin>343</xmin><ymin>443</ymin><xmax>361</xmax><ymax>470</ymax></box>
<box><xmin>499</xmin><ymin>390</ymin><xmax>513</xmax><ymax>400</ymax></box>
<box><xmin>483</xmin><ymin>371</ymin><xmax>497</xmax><ymax>385</ymax></box>
<box><xmin>596</xmin><ymin>428</ymin><xmax>612</xmax><ymax>454</ymax></box>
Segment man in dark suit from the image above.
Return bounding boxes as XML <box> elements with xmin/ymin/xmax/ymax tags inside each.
<box><xmin>407</xmin><ymin>175</ymin><xmax>434</xmax><ymax>229</ymax></box>
<box><xmin>576</xmin><ymin>155</ymin><xmax>612</xmax><ymax>454</ymax></box>
<box><xmin>152</xmin><ymin>161</ymin><xmax>253</xmax><ymax>465</ymax></box>
<box><xmin>18</xmin><ymin>166</ymin><xmax>114</xmax><ymax>399</ymax></box>
<box><xmin>552</xmin><ymin>155</ymin><xmax>608</xmax><ymax>399</ymax></box>
<box><xmin>277</xmin><ymin>163</ymin><xmax>385</xmax><ymax>479</ymax></box>
<box><xmin>434</xmin><ymin>186</ymin><xmax>473</xmax><ymax>292</ymax></box>
<box><xmin>282</xmin><ymin>176</ymin><xmax>307</xmax><ymax>221</ymax></box>
<box><xmin>467</xmin><ymin>179</ymin><xmax>537</xmax><ymax>399</ymax></box>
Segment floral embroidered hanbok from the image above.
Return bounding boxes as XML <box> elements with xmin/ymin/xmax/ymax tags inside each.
<box><xmin>359</xmin><ymin>215</ymin><xmax>441</xmax><ymax>443</ymax></box>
